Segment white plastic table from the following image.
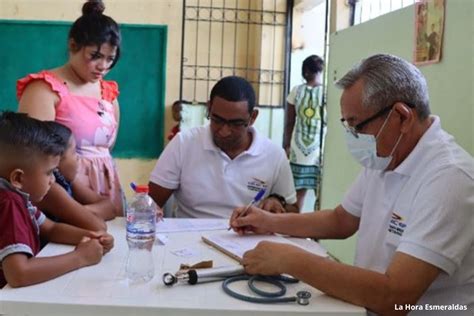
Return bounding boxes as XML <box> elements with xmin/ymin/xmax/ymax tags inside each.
<box><xmin>0</xmin><ymin>218</ymin><xmax>366</xmax><ymax>316</ymax></box>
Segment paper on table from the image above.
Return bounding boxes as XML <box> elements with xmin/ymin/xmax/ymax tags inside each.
<box><xmin>202</xmin><ymin>231</ymin><xmax>328</xmax><ymax>263</ymax></box>
<box><xmin>156</xmin><ymin>233</ymin><xmax>169</xmax><ymax>245</ymax></box>
<box><xmin>156</xmin><ymin>218</ymin><xmax>228</xmax><ymax>233</ymax></box>
<box><xmin>171</xmin><ymin>247</ymin><xmax>199</xmax><ymax>258</ymax></box>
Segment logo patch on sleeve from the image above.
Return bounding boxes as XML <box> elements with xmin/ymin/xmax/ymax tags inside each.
<box><xmin>388</xmin><ymin>212</ymin><xmax>407</xmax><ymax>237</ymax></box>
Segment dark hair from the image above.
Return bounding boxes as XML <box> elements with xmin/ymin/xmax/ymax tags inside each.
<box><xmin>302</xmin><ymin>55</ymin><xmax>324</xmax><ymax>82</ymax></box>
<box><xmin>0</xmin><ymin>112</ymin><xmax>66</xmax><ymax>158</ymax></box>
<box><xmin>209</xmin><ymin>76</ymin><xmax>256</xmax><ymax>113</ymax></box>
<box><xmin>44</xmin><ymin>121</ymin><xmax>73</xmax><ymax>146</ymax></box>
<box><xmin>69</xmin><ymin>0</ymin><xmax>121</xmax><ymax>69</ymax></box>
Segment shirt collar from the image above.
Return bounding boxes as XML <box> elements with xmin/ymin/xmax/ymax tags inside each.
<box><xmin>0</xmin><ymin>177</ymin><xmax>30</xmax><ymax>205</ymax></box>
<box><xmin>393</xmin><ymin>115</ymin><xmax>441</xmax><ymax>176</ymax></box>
<box><xmin>203</xmin><ymin>125</ymin><xmax>263</xmax><ymax>157</ymax></box>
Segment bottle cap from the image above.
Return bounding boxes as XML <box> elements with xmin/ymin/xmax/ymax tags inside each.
<box><xmin>135</xmin><ymin>185</ymin><xmax>149</xmax><ymax>193</ymax></box>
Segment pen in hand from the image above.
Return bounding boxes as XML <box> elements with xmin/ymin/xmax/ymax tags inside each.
<box><xmin>228</xmin><ymin>188</ymin><xmax>266</xmax><ymax>231</ymax></box>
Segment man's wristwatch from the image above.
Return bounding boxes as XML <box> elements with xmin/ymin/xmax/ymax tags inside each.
<box><xmin>268</xmin><ymin>193</ymin><xmax>287</xmax><ymax>208</ymax></box>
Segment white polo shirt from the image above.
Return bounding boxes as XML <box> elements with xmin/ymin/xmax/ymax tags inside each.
<box><xmin>342</xmin><ymin>116</ymin><xmax>474</xmax><ymax>313</ymax></box>
<box><xmin>150</xmin><ymin>125</ymin><xmax>296</xmax><ymax>218</ymax></box>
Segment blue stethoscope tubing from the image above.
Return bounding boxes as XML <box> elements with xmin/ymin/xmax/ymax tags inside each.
<box><xmin>222</xmin><ymin>274</ymin><xmax>310</xmax><ymax>304</ymax></box>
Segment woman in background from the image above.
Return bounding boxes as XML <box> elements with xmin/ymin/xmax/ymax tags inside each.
<box><xmin>283</xmin><ymin>55</ymin><xmax>325</xmax><ymax>211</ymax></box>
<box><xmin>17</xmin><ymin>0</ymin><xmax>124</xmax><ymax>215</ymax></box>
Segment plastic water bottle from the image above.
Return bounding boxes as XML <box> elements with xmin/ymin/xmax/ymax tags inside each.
<box><xmin>125</xmin><ymin>184</ymin><xmax>157</xmax><ymax>283</ymax></box>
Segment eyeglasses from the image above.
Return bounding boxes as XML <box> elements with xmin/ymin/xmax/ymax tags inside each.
<box><xmin>341</xmin><ymin>102</ymin><xmax>414</xmax><ymax>138</ymax></box>
<box><xmin>208</xmin><ymin>114</ymin><xmax>250</xmax><ymax>129</ymax></box>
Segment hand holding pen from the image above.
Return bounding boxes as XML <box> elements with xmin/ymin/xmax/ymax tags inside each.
<box><xmin>228</xmin><ymin>188</ymin><xmax>266</xmax><ymax>231</ymax></box>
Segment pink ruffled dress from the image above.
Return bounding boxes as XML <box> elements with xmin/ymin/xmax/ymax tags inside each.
<box><xmin>17</xmin><ymin>71</ymin><xmax>125</xmax><ymax>215</ymax></box>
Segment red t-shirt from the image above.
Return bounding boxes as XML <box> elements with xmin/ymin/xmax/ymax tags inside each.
<box><xmin>0</xmin><ymin>188</ymin><xmax>43</xmax><ymax>288</ymax></box>
<box><xmin>167</xmin><ymin>124</ymin><xmax>180</xmax><ymax>141</ymax></box>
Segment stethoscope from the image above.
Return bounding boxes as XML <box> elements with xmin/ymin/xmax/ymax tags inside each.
<box><xmin>163</xmin><ymin>266</ymin><xmax>312</xmax><ymax>305</ymax></box>
<box><xmin>222</xmin><ymin>274</ymin><xmax>311</xmax><ymax>305</ymax></box>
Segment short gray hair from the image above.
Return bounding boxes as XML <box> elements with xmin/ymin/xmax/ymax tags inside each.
<box><xmin>335</xmin><ymin>54</ymin><xmax>430</xmax><ymax>120</ymax></box>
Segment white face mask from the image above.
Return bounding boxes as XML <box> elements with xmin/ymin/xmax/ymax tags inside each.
<box><xmin>344</xmin><ymin>111</ymin><xmax>403</xmax><ymax>170</ymax></box>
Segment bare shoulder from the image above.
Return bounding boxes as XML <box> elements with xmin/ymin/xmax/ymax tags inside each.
<box><xmin>20</xmin><ymin>79</ymin><xmax>58</xmax><ymax>99</ymax></box>
<box><xmin>18</xmin><ymin>80</ymin><xmax>58</xmax><ymax>120</ymax></box>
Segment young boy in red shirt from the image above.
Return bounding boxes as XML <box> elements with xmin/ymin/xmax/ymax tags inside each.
<box><xmin>0</xmin><ymin>112</ymin><xmax>114</xmax><ymax>288</ymax></box>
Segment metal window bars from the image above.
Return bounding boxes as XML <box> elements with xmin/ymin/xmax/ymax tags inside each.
<box><xmin>180</xmin><ymin>0</ymin><xmax>292</xmax><ymax>108</ymax></box>
<box><xmin>350</xmin><ymin>0</ymin><xmax>416</xmax><ymax>26</ymax></box>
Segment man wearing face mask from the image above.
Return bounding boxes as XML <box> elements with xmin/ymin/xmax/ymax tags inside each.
<box><xmin>229</xmin><ymin>54</ymin><xmax>474</xmax><ymax>315</ymax></box>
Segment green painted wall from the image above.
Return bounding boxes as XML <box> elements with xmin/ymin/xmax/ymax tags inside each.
<box><xmin>320</xmin><ymin>1</ymin><xmax>473</xmax><ymax>263</ymax></box>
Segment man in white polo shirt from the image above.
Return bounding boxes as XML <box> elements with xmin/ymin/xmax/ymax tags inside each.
<box><xmin>230</xmin><ymin>54</ymin><xmax>473</xmax><ymax>315</ymax></box>
<box><xmin>149</xmin><ymin>76</ymin><xmax>297</xmax><ymax>218</ymax></box>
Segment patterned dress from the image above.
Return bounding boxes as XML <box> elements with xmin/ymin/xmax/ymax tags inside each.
<box><xmin>17</xmin><ymin>71</ymin><xmax>125</xmax><ymax>214</ymax></box>
<box><xmin>286</xmin><ymin>84</ymin><xmax>325</xmax><ymax>190</ymax></box>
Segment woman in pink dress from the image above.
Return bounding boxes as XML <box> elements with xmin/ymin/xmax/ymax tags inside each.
<box><xmin>17</xmin><ymin>0</ymin><xmax>124</xmax><ymax>215</ymax></box>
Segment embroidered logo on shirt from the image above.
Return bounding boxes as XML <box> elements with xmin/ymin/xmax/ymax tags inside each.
<box><xmin>247</xmin><ymin>178</ymin><xmax>267</xmax><ymax>192</ymax></box>
<box><xmin>388</xmin><ymin>212</ymin><xmax>407</xmax><ymax>237</ymax></box>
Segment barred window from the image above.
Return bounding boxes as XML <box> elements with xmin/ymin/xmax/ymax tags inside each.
<box><xmin>352</xmin><ymin>0</ymin><xmax>416</xmax><ymax>26</ymax></box>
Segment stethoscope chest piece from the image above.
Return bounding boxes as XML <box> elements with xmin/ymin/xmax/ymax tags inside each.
<box><xmin>296</xmin><ymin>291</ymin><xmax>311</xmax><ymax>305</ymax></box>
<box><xmin>163</xmin><ymin>273</ymin><xmax>178</xmax><ymax>286</ymax></box>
